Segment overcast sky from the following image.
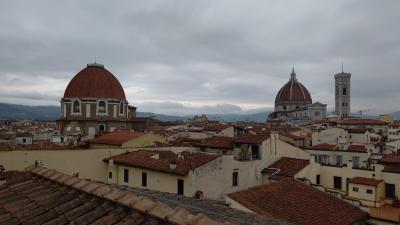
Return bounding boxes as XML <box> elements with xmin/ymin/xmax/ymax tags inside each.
<box><xmin>0</xmin><ymin>0</ymin><xmax>399</xmax><ymax>116</ymax></box>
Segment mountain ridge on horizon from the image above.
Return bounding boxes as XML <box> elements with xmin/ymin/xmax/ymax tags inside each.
<box><xmin>0</xmin><ymin>102</ymin><xmax>399</xmax><ymax>122</ymax></box>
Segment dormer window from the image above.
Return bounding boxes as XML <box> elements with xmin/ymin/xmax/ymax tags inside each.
<box><xmin>97</xmin><ymin>100</ymin><xmax>107</xmax><ymax>114</ymax></box>
<box><xmin>72</xmin><ymin>99</ymin><xmax>81</xmax><ymax>114</ymax></box>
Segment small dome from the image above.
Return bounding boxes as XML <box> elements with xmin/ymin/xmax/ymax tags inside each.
<box><xmin>63</xmin><ymin>63</ymin><xmax>126</xmax><ymax>101</ymax></box>
<box><xmin>275</xmin><ymin>69</ymin><xmax>312</xmax><ymax>106</ymax></box>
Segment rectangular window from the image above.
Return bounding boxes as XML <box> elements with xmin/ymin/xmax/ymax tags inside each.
<box><xmin>385</xmin><ymin>183</ymin><xmax>396</xmax><ymax>198</ymax></box>
<box><xmin>336</xmin><ymin>155</ymin><xmax>342</xmax><ymax>165</ymax></box>
<box><xmin>342</xmin><ymin>87</ymin><xmax>347</xmax><ymax>95</ymax></box>
<box><xmin>177</xmin><ymin>179</ymin><xmax>184</xmax><ymax>195</ymax></box>
<box><xmin>353</xmin><ymin>187</ymin><xmax>359</xmax><ymax>192</ymax></box>
<box><xmin>123</xmin><ymin>169</ymin><xmax>129</xmax><ymax>183</ymax></box>
<box><xmin>232</xmin><ymin>172</ymin><xmax>238</xmax><ymax>186</ymax></box>
<box><xmin>366</xmin><ymin>189</ymin><xmax>373</xmax><ymax>194</ymax></box>
<box><xmin>352</xmin><ymin>156</ymin><xmax>360</xmax><ymax>168</ymax></box>
<box><xmin>251</xmin><ymin>145</ymin><xmax>260</xmax><ymax>160</ymax></box>
<box><xmin>316</xmin><ymin>175</ymin><xmax>320</xmax><ymax>185</ymax></box>
<box><xmin>142</xmin><ymin>172</ymin><xmax>147</xmax><ymax>187</ymax></box>
<box><xmin>334</xmin><ymin>176</ymin><xmax>342</xmax><ymax>189</ymax></box>
<box><xmin>108</xmin><ymin>171</ymin><xmax>112</xmax><ymax>179</ymax></box>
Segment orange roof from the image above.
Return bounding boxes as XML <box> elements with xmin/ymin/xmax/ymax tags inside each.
<box><xmin>262</xmin><ymin>157</ymin><xmax>310</xmax><ymax>179</ymax></box>
<box><xmin>349</xmin><ymin>177</ymin><xmax>383</xmax><ymax>186</ymax></box>
<box><xmin>200</xmin><ymin>136</ymin><xmax>233</xmax><ymax>149</ymax></box>
<box><xmin>203</xmin><ymin>124</ymin><xmax>231</xmax><ymax>132</ymax></box>
<box><xmin>308</xmin><ymin>143</ymin><xmax>367</xmax><ymax>153</ymax></box>
<box><xmin>63</xmin><ymin>64</ymin><xmax>126</xmax><ymax>101</ymax></box>
<box><xmin>233</xmin><ymin>134</ymin><xmax>269</xmax><ymax>144</ymax></box>
<box><xmin>381</xmin><ymin>154</ymin><xmax>400</xmax><ymax>164</ymax></box>
<box><xmin>89</xmin><ymin>131</ymin><xmax>146</xmax><ymax>145</ymax></box>
<box><xmin>339</xmin><ymin>118</ymin><xmax>387</xmax><ymax>125</ymax></box>
<box><xmin>104</xmin><ymin>150</ymin><xmax>221</xmax><ymax>175</ymax></box>
<box><xmin>227</xmin><ymin>179</ymin><xmax>366</xmax><ymax>225</ymax></box>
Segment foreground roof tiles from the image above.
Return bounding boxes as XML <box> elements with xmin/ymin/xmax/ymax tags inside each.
<box><xmin>349</xmin><ymin>177</ymin><xmax>384</xmax><ymax>186</ymax></box>
<box><xmin>104</xmin><ymin>150</ymin><xmax>221</xmax><ymax>175</ymax></box>
<box><xmin>227</xmin><ymin>179</ymin><xmax>366</xmax><ymax>225</ymax></box>
<box><xmin>0</xmin><ymin>166</ymin><xmax>236</xmax><ymax>225</ymax></box>
<box><xmin>262</xmin><ymin>157</ymin><xmax>310</xmax><ymax>179</ymax></box>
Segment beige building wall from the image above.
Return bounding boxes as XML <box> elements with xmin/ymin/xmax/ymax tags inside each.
<box><xmin>348</xmin><ymin>182</ymin><xmax>385</xmax><ymax>207</ymax></box>
<box><xmin>0</xmin><ymin>148</ymin><xmax>126</xmax><ymax>182</ymax></box>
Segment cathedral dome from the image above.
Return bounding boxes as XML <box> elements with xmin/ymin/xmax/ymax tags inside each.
<box><xmin>63</xmin><ymin>63</ymin><xmax>126</xmax><ymax>101</ymax></box>
<box><xmin>275</xmin><ymin>69</ymin><xmax>312</xmax><ymax>107</ymax></box>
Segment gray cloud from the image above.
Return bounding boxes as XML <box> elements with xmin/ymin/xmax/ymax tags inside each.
<box><xmin>0</xmin><ymin>0</ymin><xmax>399</xmax><ymax>115</ymax></box>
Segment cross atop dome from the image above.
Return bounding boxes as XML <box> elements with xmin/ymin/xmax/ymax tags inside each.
<box><xmin>87</xmin><ymin>62</ymin><xmax>104</xmax><ymax>68</ymax></box>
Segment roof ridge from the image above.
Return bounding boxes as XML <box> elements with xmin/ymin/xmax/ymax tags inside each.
<box><xmin>24</xmin><ymin>165</ymin><xmax>235</xmax><ymax>225</ymax></box>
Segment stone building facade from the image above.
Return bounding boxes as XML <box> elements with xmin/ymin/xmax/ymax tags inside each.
<box><xmin>335</xmin><ymin>71</ymin><xmax>351</xmax><ymax>118</ymax></box>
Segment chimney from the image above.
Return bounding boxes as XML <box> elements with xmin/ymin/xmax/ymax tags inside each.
<box><xmin>169</xmin><ymin>160</ymin><xmax>177</xmax><ymax>170</ymax></box>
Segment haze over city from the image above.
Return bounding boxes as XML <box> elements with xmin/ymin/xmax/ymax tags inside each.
<box><xmin>0</xmin><ymin>0</ymin><xmax>399</xmax><ymax>116</ymax></box>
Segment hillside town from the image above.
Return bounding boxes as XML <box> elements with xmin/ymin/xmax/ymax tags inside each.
<box><xmin>1</xmin><ymin>63</ymin><xmax>400</xmax><ymax>225</ymax></box>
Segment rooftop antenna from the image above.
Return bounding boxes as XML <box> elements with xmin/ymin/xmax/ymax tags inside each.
<box><xmin>95</xmin><ymin>56</ymin><xmax>97</xmax><ymax>64</ymax></box>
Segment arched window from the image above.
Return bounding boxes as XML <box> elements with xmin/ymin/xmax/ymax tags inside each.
<box><xmin>119</xmin><ymin>102</ymin><xmax>124</xmax><ymax>114</ymax></box>
<box><xmin>73</xmin><ymin>100</ymin><xmax>80</xmax><ymax>113</ymax></box>
<box><xmin>98</xmin><ymin>101</ymin><xmax>106</xmax><ymax>113</ymax></box>
<box><xmin>99</xmin><ymin>124</ymin><xmax>105</xmax><ymax>131</ymax></box>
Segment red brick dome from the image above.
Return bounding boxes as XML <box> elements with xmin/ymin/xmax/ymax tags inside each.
<box><xmin>275</xmin><ymin>69</ymin><xmax>312</xmax><ymax>106</ymax></box>
<box><xmin>63</xmin><ymin>63</ymin><xmax>126</xmax><ymax>101</ymax></box>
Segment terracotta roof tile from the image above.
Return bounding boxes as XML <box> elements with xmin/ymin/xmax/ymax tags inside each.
<box><xmin>63</xmin><ymin>64</ymin><xmax>126</xmax><ymax>101</ymax></box>
<box><xmin>0</xmin><ymin>165</ymin><xmax>291</xmax><ymax>225</ymax></box>
<box><xmin>339</xmin><ymin>118</ymin><xmax>388</xmax><ymax>125</ymax></box>
<box><xmin>200</xmin><ymin>136</ymin><xmax>233</xmax><ymax>149</ymax></box>
<box><xmin>233</xmin><ymin>134</ymin><xmax>269</xmax><ymax>144</ymax></box>
<box><xmin>227</xmin><ymin>179</ymin><xmax>366</xmax><ymax>225</ymax></box>
<box><xmin>262</xmin><ymin>157</ymin><xmax>310</xmax><ymax>179</ymax></box>
<box><xmin>104</xmin><ymin>150</ymin><xmax>221</xmax><ymax>176</ymax></box>
<box><xmin>308</xmin><ymin>143</ymin><xmax>367</xmax><ymax>153</ymax></box>
<box><xmin>349</xmin><ymin>177</ymin><xmax>383</xmax><ymax>186</ymax></box>
<box><xmin>89</xmin><ymin>131</ymin><xmax>146</xmax><ymax>146</ymax></box>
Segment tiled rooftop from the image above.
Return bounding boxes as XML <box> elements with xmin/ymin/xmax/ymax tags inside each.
<box><xmin>307</xmin><ymin>143</ymin><xmax>367</xmax><ymax>153</ymax></box>
<box><xmin>262</xmin><ymin>157</ymin><xmax>310</xmax><ymax>179</ymax></box>
<box><xmin>338</xmin><ymin>118</ymin><xmax>388</xmax><ymax>125</ymax></box>
<box><xmin>0</xmin><ymin>166</ymin><xmax>289</xmax><ymax>225</ymax></box>
<box><xmin>203</xmin><ymin>124</ymin><xmax>232</xmax><ymax>132</ymax></box>
<box><xmin>349</xmin><ymin>177</ymin><xmax>383</xmax><ymax>186</ymax></box>
<box><xmin>104</xmin><ymin>150</ymin><xmax>221</xmax><ymax>176</ymax></box>
<box><xmin>200</xmin><ymin>136</ymin><xmax>234</xmax><ymax>149</ymax></box>
<box><xmin>233</xmin><ymin>134</ymin><xmax>269</xmax><ymax>144</ymax></box>
<box><xmin>227</xmin><ymin>179</ymin><xmax>367</xmax><ymax>225</ymax></box>
<box><xmin>89</xmin><ymin>131</ymin><xmax>146</xmax><ymax>145</ymax></box>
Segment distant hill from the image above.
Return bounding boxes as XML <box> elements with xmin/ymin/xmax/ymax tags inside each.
<box><xmin>0</xmin><ymin>103</ymin><xmax>60</xmax><ymax>121</ymax></box>
<box><xmin>390</xmin><ymin>111</ymin><xmax>400</xmax><ymax>120</ymax></box>
<box><xmin>0</xmin><ymin>102</ymin><xmax>271</xmax><ymax>122</ymax></box>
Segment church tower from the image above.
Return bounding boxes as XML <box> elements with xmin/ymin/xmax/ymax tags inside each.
<box><xmin>334</xmin><ymin>69</ymin><xmax>351</xmax><ymax>118</ymax></box>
